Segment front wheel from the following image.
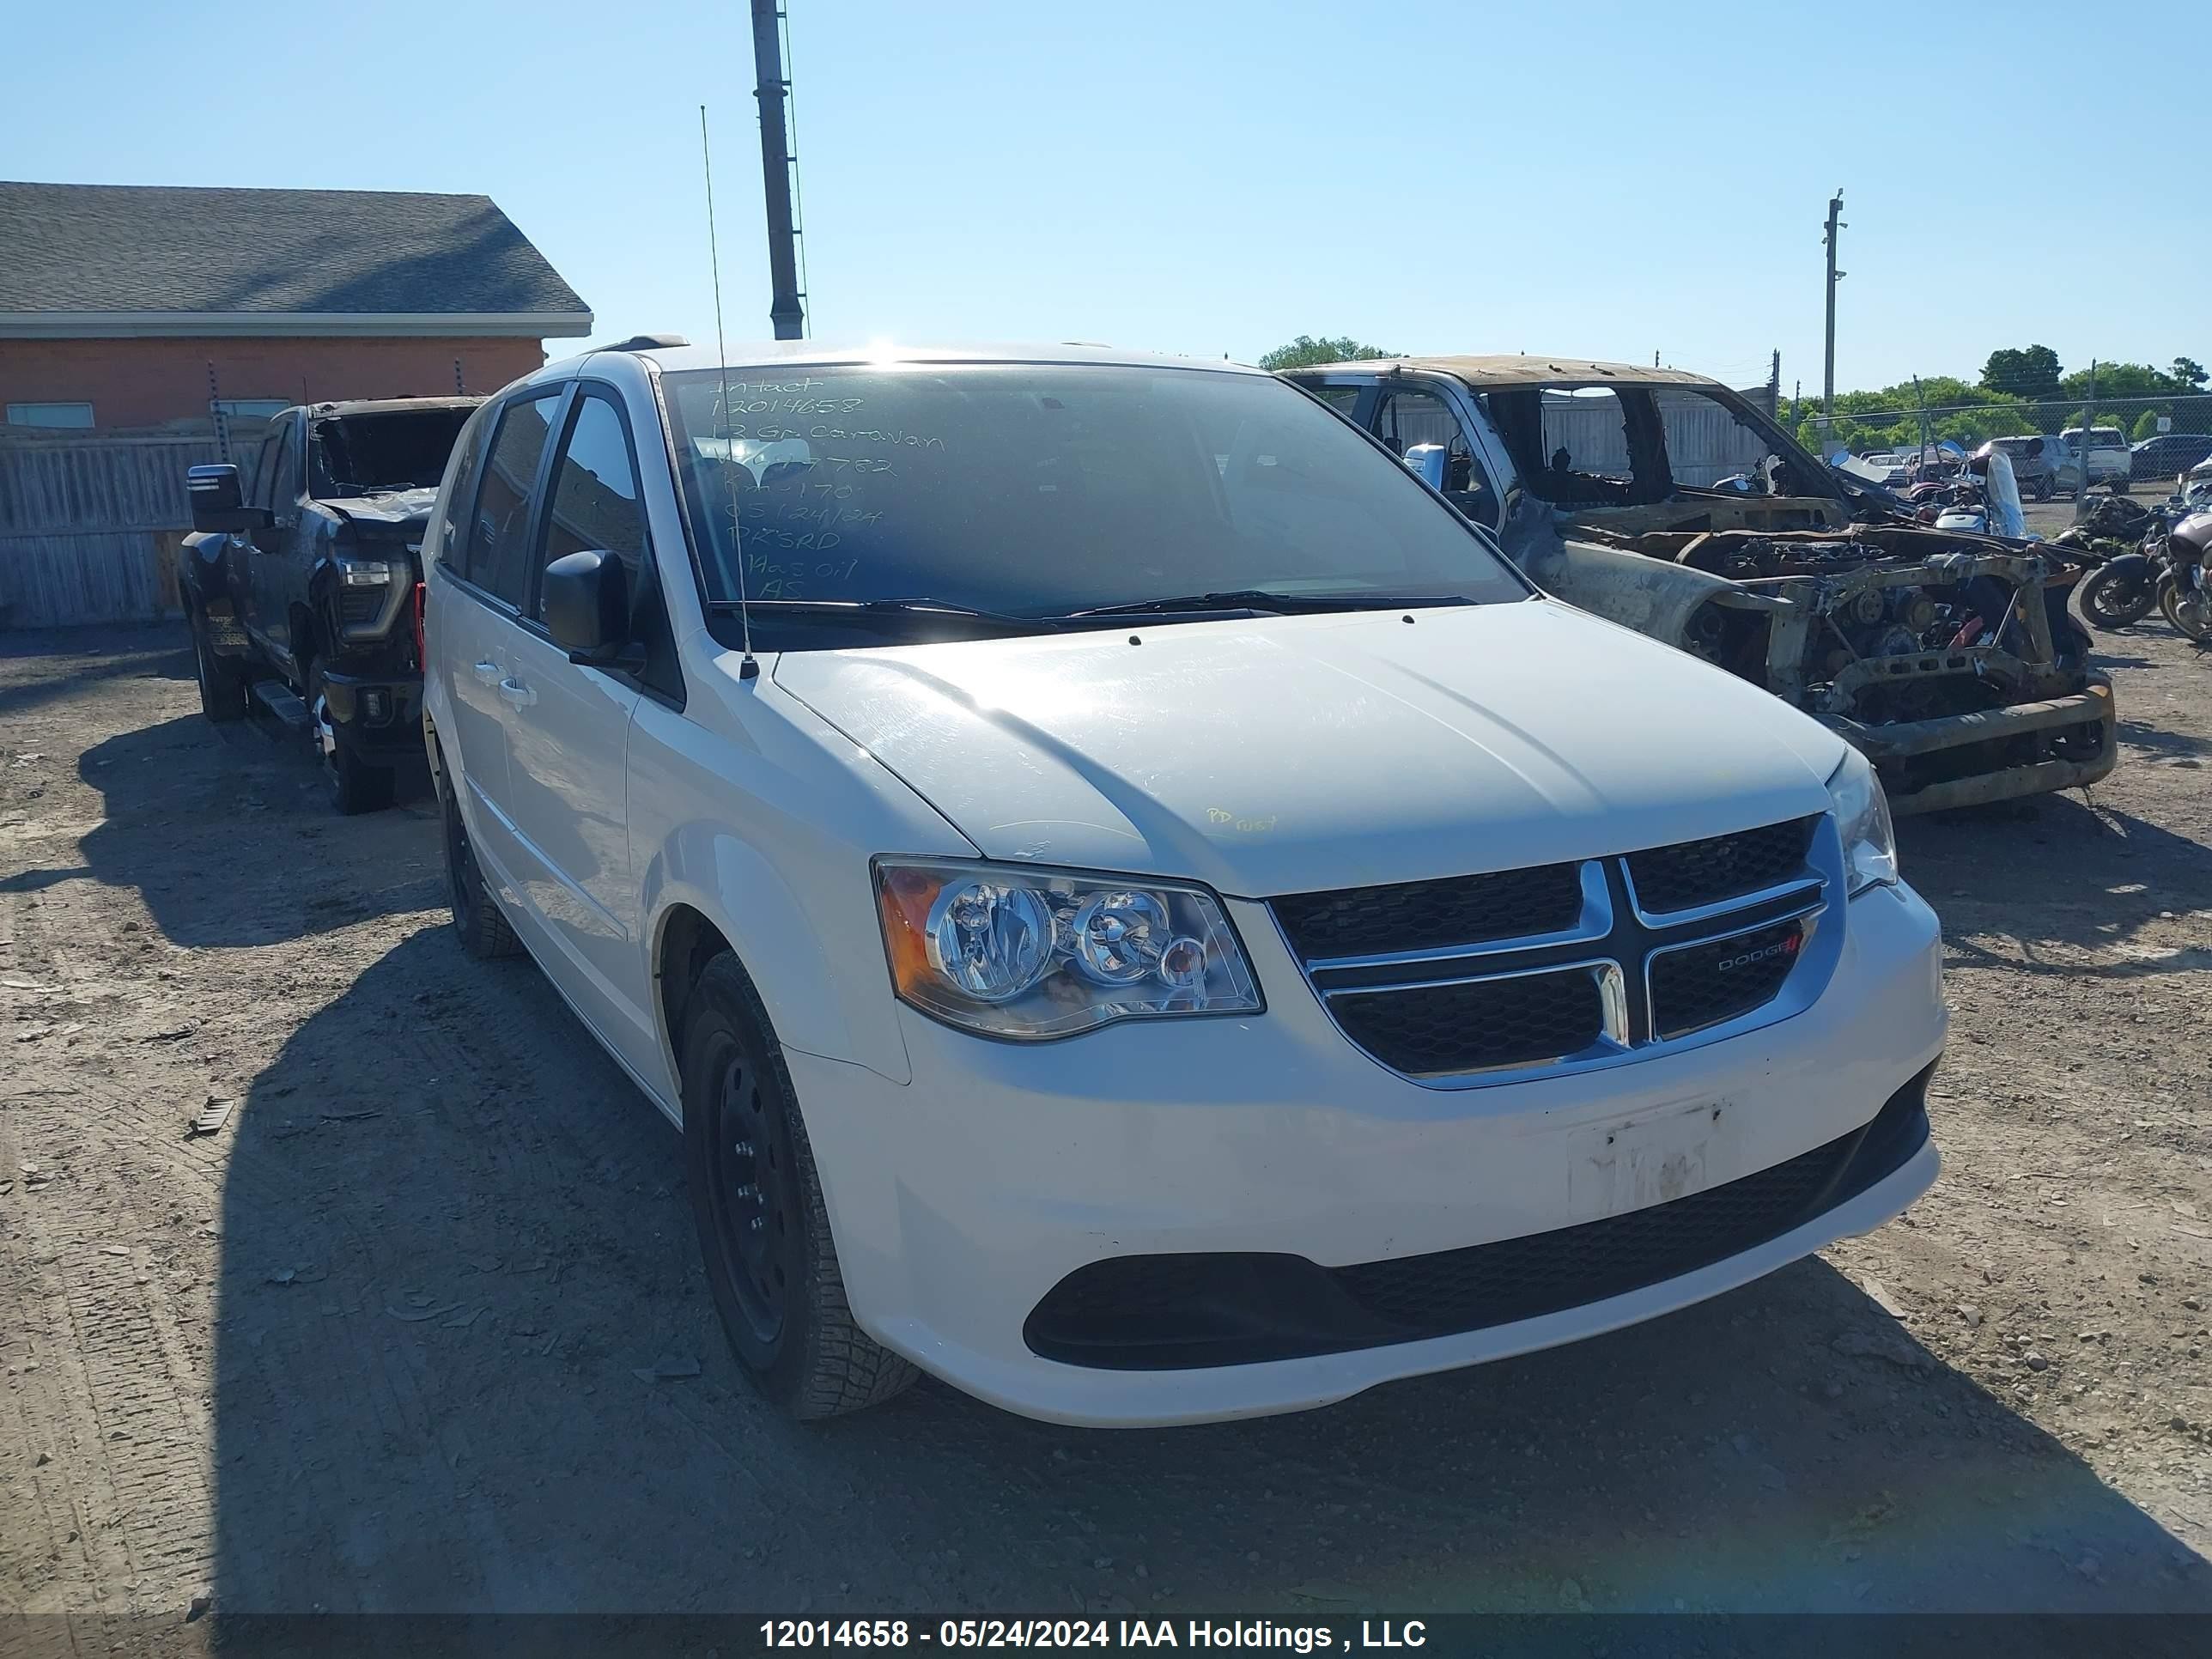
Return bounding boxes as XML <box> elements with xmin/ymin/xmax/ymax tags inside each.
<box><xmin>2079</xmin><ymin>559</ymin><xmax>2159</xmax><ymax>629</ymax></box>
<box><xmin>191</xmin><ymin>607</ymin><xmax>249</xmax><ymax>723</ymax></box>
<box><xmin>681</xmin><ymin>953</ymin><xmax>918</xmax><ymax>1420</ymax></box>
<box><xmin>2160</xmin><ymin>574</ymin><xmax>2212</xmax><ymax>642</ymax></box>
<box><xmin>307</xmin><ymin>665</ymin><xmax>394</xmax><ymax>815</ymax></box>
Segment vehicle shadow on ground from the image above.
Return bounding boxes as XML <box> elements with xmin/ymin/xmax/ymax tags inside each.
<box><xmin>205</xmin><ymin>929</ymin><xmax>2212</xmax><ymax>1621</ymax></box>
<box><xmin>0</xmin><ymin>625</ymin><xmax>190</xmax><ymax>725</ymax></box>
<box><xmin>1900</xmin><ymin>793</ymin><xmax>2212</xmax><ymax>982</ymax></box>
<box><xmin>0</xmin><ymin>706</ymin><xmax>441</xmax><ymax>947</ymax></box>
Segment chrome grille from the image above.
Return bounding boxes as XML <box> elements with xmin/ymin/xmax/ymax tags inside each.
<box><xmin>1278</xmin><ymin>817</ymin><xmax>1836</xmax><ymax>1086</ymax></box>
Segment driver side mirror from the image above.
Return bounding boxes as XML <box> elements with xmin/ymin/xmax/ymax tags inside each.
<box><xmin>1401</xmin><ymin>443</ymin><xmax>1449</xmax><ymax>493</ymax></box>
<box><xmin>543</xmin><ymin>548</ymin><xmax>637</xmax><ymax>668</ymax></box>
<box><xmin>186</xmin><ymin>464</ymin><xmax>270</xmax><ymax>533</ymax></box>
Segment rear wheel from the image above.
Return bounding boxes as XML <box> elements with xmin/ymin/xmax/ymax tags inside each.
<box><xmin>681</xmin><ymin>953</ymin><xmax>918</xmax><ymax>1420</ymax></box>
<box><xmin>191</xmin><ymin>606</ymin><xmax>249</xmax><ymax>723</ymax></box>
<box><xmin>438</xmin><ymin>751</ymin><xmax>520</xmax><ymax>959</ymax></box>
<box><xmin>308</xmin><ymin>664</ymin><xmax>394</xmax><ymax>815</ymax></box>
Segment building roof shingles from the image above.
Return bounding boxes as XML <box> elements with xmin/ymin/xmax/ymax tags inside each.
<box><xmin>0</xmin><ymin>181</ymin><xmax>589</xmax><ymax>319</ymax></box>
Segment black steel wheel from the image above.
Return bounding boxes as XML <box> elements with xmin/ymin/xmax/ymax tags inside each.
<box><xmin>191</xmin><ymin>607</ymin><xmax>249</xmax><ymax>723</ymax></box>
<box><xmin>438</xmin><ymin>751</ymin><xmax>520</xmax><ymax>959</ymax></box>
<box><xmin>681</xmin><ymin>952</ymin><xmax>919</xmax><ymax>1419</ymax></box>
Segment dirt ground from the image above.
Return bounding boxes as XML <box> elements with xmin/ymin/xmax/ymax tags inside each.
<box><xmin>3</xmin><ymin>614</ymin><xmax>2209</xmax><ymax>1633</ymax></box>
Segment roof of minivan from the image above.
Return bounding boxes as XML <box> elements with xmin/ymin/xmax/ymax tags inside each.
<box><xmin>1297</xmin><ymin>355</ymin><xmax>1722</xmax><ymax>388</ymax></box>
<box><xmin>551</xmin><ymin>341</ymin><xmax>1269</xmax><ymax>378</ymax></box>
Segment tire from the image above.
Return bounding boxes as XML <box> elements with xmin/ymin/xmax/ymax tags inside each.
<box><xmin>191</xmin><ymin>605</ymin><xmax>249</xmax><ymax>723</ymax></box>
<box><xmin>438</xmin><ymin>753</ymin><xmax>520</xmax><ymax>959</ymax></box>
<box><xmin>2079</xmin><ymin>559</ymin><xmax>2159</xmax><ymax>629</ymax></box>
<box><xmin>2160</xmin><ymin>575</ymin><xmax>2212</xmax><ymax>642</ymax></box>
<box><xmin>681</xmin><ymin>952</ymin><xmax>918</xmax><ymax>1420</ymax></box>
<box><xmin>307</xmin><ymin>663</ymin><xmax>394</xmax><ymax>815</ymax></box>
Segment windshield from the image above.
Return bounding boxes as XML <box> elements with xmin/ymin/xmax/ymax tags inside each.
<box><xmin>313</xmin><ymin>409</ymin><xmax>474</xmax><ymax>497</ymax></box>
<box><xmin>660</xmin><ymin>364</ymin><xmax>1525</xmax><ymax>631</ymax></box>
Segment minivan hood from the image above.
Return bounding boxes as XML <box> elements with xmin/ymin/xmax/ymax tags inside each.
<box><xmin>773</xmin><ymin>600</ymin><xmax>1847</xmax><ymax>896</ymax></box>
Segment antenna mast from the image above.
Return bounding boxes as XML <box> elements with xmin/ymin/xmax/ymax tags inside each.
<box><xmin>701</xmin><ymin>104</ymin><xmax>758</xmax><ymax>680</ymax></box>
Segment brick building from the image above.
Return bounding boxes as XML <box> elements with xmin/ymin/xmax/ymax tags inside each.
<box><xmin>0</xmin><ymin>182</ymin><xmax>592</xmax><ymax>432</ymax></box>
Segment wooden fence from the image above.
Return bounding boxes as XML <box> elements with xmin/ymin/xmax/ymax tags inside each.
<box><xmin>0</xmin><ymin>432</ymin><xmax>222</xmax><ymax>628</ymax></box>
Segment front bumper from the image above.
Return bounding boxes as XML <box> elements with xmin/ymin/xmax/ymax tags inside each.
<box><xmin>787</xmin><ymin>881</ymin><xmax>1947</xmax><ymax>1426</ymax></box>
<box><xmin>318</xmin><ymin>667</ymin><xmax>423</xmax><ymax>764</ymax></box>
<box><xmin>1831</xmin><ymin>677</ymin><xmax>2118</xmax><ymax>815</ymax></box>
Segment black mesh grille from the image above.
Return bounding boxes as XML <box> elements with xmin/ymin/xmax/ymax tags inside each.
<box><xmin>1649</xmin><ymin>918</ymin><xmax>1806</xmax><ymax>1041</ymax></box>
<box><xmin>1330</xmin><ymin>969</ymin><xmax>1603</xmax><ymax>1077</ymax></box>
<box><xmin>1626</xmin><ymin>817</ymin><xmax>1816</xmax><ymax>915</ymax></box>
<box><xmin>1024</xmin><ymin>1067</ymin><xmax>1936</xmax><ymax>1370</ymax></box>
<box><xmin>1273</xmin><ymin>861</ymin><xmax>1583</xmax><ymax>961</ymax></box>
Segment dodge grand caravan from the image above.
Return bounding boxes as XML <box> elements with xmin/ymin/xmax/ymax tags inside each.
<box><xmin>421</xmin><ymin>342</ymin><xmax>1944</xmax><ymax>1425</ymax></box>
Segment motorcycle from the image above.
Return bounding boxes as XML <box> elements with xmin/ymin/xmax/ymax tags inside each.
<box><xmin>2062</xmin><ymin>495</ymin><xmax>2166</xmax><ymax>629</ymax></box>
<box><xmin>2159</xmin><ymin>510</ymin><xmax>2212</xmax><ymax>642</ymax></box>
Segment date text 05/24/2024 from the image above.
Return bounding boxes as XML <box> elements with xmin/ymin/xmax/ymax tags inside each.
<box><xmin>759</xmin><ymin>1621</ymin><xmax>1431</xmax><ymax>1651</ymax></box>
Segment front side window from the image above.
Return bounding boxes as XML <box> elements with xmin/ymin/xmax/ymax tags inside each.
<box><xmin>542</xmin><ymin>393</ymin><xmax>649</xmax><ymax>596</ymax></box>
<box><xmin>464</xmin><ymin>392</ymin><xmax>561</xmax><ymax>607</ymax></box>
<box><xmin>661</xmin><ymin>363</ymin><xmax>1523</xmax><ymax>645</ymax></box>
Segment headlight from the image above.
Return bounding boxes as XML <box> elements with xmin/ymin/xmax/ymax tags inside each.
<box><xmin>874</xmin><ymin>858</ymin><xmax>1262</xmax><ymax>1039</ymax></box>
<box><xmin>1826</xmin><ymin>747</ymin><xmax>1899</xmax><ymax>896</ymax></box>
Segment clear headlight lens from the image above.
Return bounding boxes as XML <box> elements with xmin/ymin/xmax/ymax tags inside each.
<box><xmin>338</xmin><ymin>557</ymin><xmax>394</xmax><ymax>586</ymax></box>
<box><xmin>1826</xmin><ymin>747</ymin><xmax>1899</xmax><ymax>896</ymax></box>
<box><xmin>875</xmin><ymin>858</ymin><xmax>1262</xmax><ymax>1039</ymax></box>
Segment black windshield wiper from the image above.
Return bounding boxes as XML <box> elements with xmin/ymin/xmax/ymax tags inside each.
<box><xmin>708</xmin><ymin>597</ymin><xmax>1065</xmax><ymax>634</ymax></box>
<box><xmin>1062</xmin><ymin>589</ymin><xmax>1474</xmax><ymax>619</ymax></box>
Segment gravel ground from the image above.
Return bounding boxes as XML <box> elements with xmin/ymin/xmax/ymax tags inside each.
<box><xmin>2</xmin><ymin>618</ymin><xmax>2209</xmax><ymax>1634</ymax></box>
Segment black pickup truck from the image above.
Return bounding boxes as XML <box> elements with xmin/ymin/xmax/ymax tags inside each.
<box><xmin>182</xmin><ymin>397</ymin><xmax>480</xmax><ymax>811</ymax></box>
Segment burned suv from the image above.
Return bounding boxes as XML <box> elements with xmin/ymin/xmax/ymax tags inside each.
<box><xmin>182</xmin><ymin>398</ymin><xmax>479</xmax><ymax>811</ymax></box>
<box><xmin>1286</xmin><ymin>357</ymin><xmax>2116</xmax><ymax>813</ymax></box>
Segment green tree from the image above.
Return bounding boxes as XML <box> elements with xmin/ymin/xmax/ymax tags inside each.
<box><xmin>2172</xmin><ymin>356</ymin><xmax>2208</xmax><ymax>390</ymax></box>
<box><xmin>1256</xmin><ymin>335</ymin><xmax>1397</xmax><ymax>371</ymax></box>
<box><xmin>2133</xmin><ymin>410</ymin><xmax>2164</xmax><ymax>441</ymax></box>
<box><xmin>1980</xmin><ymin>345</ymin><xmax>2063</xmax><ymax>403</ymax></box>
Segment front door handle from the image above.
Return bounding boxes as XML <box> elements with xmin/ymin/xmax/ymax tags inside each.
<box><xmin>497</xmin><ymin>677</ymin><xmax>537</xmax><ymax>709</ymax></box>
<box><xmin>472</xmin><ymin>660</ymin><xmax>502</xmax><ymax>686</ymax></box>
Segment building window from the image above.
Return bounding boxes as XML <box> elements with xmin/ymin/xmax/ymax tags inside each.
<box><xmin>215</xmin><ymin>399</ymin><xmax>290</xmax><ymax>420</ymax></box>
<box><xmin>7</xmin><ymin>401</ymin><xmax>94</xmax><ymax>428</ymax></box>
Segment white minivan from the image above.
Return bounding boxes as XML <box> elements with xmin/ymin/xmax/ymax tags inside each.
<box><xmin>421</xmin><ymin>341</ymin><xmax>1944</xmax><ymax>1425</ymax></box>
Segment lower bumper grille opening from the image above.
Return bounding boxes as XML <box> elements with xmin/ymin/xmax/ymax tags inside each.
<box><xmin>1024</xmin><ymin>1065</ymin><xmax>1935</xmax><ymax>1370</ymax></box>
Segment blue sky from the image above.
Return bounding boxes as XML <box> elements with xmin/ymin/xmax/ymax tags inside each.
<box><xmin>8</xmin><ymin>0</ymin><xmax>2204</xmax><ymax>392</ymax></box>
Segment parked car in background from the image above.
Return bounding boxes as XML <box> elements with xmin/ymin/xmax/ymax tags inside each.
<box><xmin>182</xmin><ymin>398</ymin><xmax>480</xmax><ymax>811</ymax></box>
<box><xmin>1986</xmin><ymin>434</ymin><xmax>2069</xmax><ymax>500</ymax></box>
<box><xmin>421</xmin><ymin>340</ymin><xmax>1943</xmax><ymax>1425</ymax></box>
<box><xmin>1285</xmin><ymin>356</ymin><xmax>2116</xmax><ymax>814</ymax></box>
<box><xmin>2061</xmin><ymin>426</ymin><xmax>2131</xmax><ymax>486</ymax></box>
<box><xmin>2131</xmin><ymin>431</ymin><xmax>2212</xmax><ymax>483</ymax></box>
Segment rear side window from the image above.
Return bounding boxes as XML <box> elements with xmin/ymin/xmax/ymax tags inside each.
<box><xmin>541</xmin><ymin>392</ymin><xmax>649</xmax><ymax>599</ymax></box>
<box><xmin>464</xmin><ymin>392</ymin><xmax>561</xmax><ymax>607</ymax></box>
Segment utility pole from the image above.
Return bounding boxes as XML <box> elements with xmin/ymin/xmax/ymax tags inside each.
<box><xmin>1821</xmin><ymin>191</ymin><xmax>1845</xmax><ymax>441</ymax></box>
<box><xmin>2076</xmin><ymin>359</ymin><xmax>2098</xmax><ymax>520</ymax></box>
<box><xmin>749</xmin><ymin>0</ymin><xmax>805</xmax><ymax>340</ymax></box>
